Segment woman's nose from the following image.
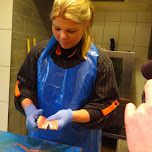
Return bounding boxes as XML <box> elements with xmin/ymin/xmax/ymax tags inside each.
<box><xmin>60</xmin><ymin>31</ymin><xmax>68</xmax><ymax>39</ymax></box>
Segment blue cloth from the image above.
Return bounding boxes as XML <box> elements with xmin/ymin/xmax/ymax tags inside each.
<box><xmin>28</xmin><ymin>35</ymin><xmax>102</xmax><ymax>152</ymax></box>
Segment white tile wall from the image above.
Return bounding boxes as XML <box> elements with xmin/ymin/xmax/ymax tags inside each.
<box><xmin>94</xmin><ymin>11</ymin><xmax>105</xmax><ymax>21</ymax></box>
<box><xmin>0</xmin><ymin>66</ymin><xmax>10</xmax><ymax>102</ymax></box>
<box><xmin>0</xmin><ymin>101</ymin><xmax>9</xmax><ymax>131</ymax></box>
<box><xmin>103</xmin><ymin>21</ymin><xmax>120</xmax><ymax>45</ymax></box>
<box><xmin>101</xmin><ymin>44</ymin><xmax>111</xmax><ymax>50</ymax></box>
<box><xmin>134</xmin><ymin>23</ymin><xmax>152</xmax><ymax>47</ymax></box>
<box><xmin>0</xmin><ymin>0</ymin><xmax>13</xmax><ymax>29</ymax></box>
<box><xmin>92</xmin><ymin>10</ymin><xmax>151</xmax><ymax>106</ymax></box>
<box><xmin>0</xmin><ymin>0</ymin><xmax>13</xmax><ymax>131</ymax></box>
<box><xmin>118</xmin><ymin>46</ymin><xmax>134</xmax><ymax>52</ymax></box>
<box><xmin>118</xmin><ymin>22</ymin><xmax>136</xmax><ymax>46</ymax></box>
<box><xmin>137</xmin><ymin>12</ymin><xmax>152</xmax><ymax>23</ymax></box>
<box><xmin>134</xmin><ymin>47</ymin><xmax>149</xmax><ymax>71</ymax></box>
<box><xmin>91</xmin><ymin>21</ymin><xmax>104</xmax><ymax>45</ymax></box>
<box><xmin>105</xmin><ymin>11</ymin><xmax>121</xmax><ymax>22</ymax></box>
<box><xmin>131</xmin><ymin>71</ymin><xmax>146</xmax><ymax>94</ymax></box>
<box><xmin>121</xmin><ymin>12</ymin><xmax>137</xmax><ymax>22</ymax></box>
<box><xmin>0</xmin><ymin>30</ymin><xmax>12</xmax><ymax>66</ymax></box>
<box><xmin>130</xmin><ymin>92</ymin><xmax>143</xmax><ymax>106</ymax></box>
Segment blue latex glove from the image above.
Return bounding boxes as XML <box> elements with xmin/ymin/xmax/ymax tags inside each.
<box><xmin>47</xmin><ymin>109</ymin><xmax>73</xmax><ymax>130</ymax></box>
<box><xmin>25</xmin><ymin>104</ymin><xmax>43</xmax><ymax>131</ymax></box>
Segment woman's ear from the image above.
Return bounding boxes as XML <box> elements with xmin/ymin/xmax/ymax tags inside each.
<box><xmin>85</xmin><ymin>20</ymin><xmax>90</xmax><ymax>30</ymax></box>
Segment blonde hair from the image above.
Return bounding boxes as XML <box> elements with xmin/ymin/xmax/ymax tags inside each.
<box><xmin>50</xmin><ymin>0</ymin><xmax>94</xmax><ymax>59</ymax></box>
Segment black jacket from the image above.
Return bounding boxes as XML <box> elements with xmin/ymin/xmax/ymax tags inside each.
<box><xmin>14</xmin><ymin>40</ymin><xmax>119</xmax><ymax>129</ymax></box>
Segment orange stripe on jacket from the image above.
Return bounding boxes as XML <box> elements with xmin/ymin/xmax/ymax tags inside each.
<box><xmin>56</xmin><ymin>44</ymin><xmax>61</xmax><ymax>55</ymax></box>
<box><xmin>15</xmin><ymin>80</ymin><xmax>21</xmax><ymax>97</ymax></box>
<box><xmin>101</xmin><ymin>100</ymin><xmax>119</xmax><ymax>116</ymax></box>
<box><xmin>55</xmin><ymin>43</ymin><xmax>78</xmax><ymax>58</ymax></box>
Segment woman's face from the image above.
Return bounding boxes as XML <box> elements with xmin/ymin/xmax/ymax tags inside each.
<box><xmin>52</xmin><ymin>16</ymin><xmax>85</xmax><ymax>49</ymax></box>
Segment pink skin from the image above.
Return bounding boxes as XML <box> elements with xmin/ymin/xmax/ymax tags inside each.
<box><xmin>37</xmin><ymin>116</ymin><xmax>58</xmax><ymax>130</ymax></box>
<box><xmin>52</xmin><ymin>16</ymin><xmax>85</xmax><ymax>49</ymax></box>
<box><xmin>125</xmin><ymin>79</ymin><xmax>152</xmax><ymax>152</ymax></box>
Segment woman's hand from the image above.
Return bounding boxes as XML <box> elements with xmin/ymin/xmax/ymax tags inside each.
<box><xmin>47</xmin><ymin>109</ymin><xmax>73</xmax><ymax>130</ymax></box>
<box><xmin>25</xmin><ymin>104</ymin><xmax>43</xmax><ymax>131</ymax></box>
<box><xmin>46</xmin><ymin>109</ymin><xmax>91</xmax><ymax>130</ymax></box>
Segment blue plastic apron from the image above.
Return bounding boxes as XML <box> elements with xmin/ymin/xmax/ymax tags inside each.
<box><xmin>28</xmin><ymin>36</ymin><xmax>102</xmax><ymax>152</ymax></box>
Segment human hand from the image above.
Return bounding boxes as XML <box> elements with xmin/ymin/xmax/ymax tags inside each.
<box><xmin>125</xmin><ymin>79</ymin><xmax>152</xmax><ymax>152</ymax></box>
<box><xmin>25</xmin><ymin>104</ymin><xmax>43</xmax><ymax>131</ymax></box>
<box><xmin>47</xmin><ymin>109</ymin><xmax>73</xmax><ymax>130</ymax></box>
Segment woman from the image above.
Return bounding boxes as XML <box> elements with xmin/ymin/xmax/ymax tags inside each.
<box><xmin>14</xmin><ymin>0</ymin><xmax>119</xmax><ymax>151</ymax></box>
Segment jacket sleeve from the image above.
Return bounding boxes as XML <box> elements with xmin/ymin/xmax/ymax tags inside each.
<box><xmin>14</xmin><ymin>42</ymin><xmax>46</xmax><ymax>115</ymax></box>
<box><xmin>82</xmin><ymin>51</ymin><xmax>119</xmax><ymax>129</ymax></box>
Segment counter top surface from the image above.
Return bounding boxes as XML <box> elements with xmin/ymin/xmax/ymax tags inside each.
<box><xmin>0</xmin><ymin>131</ymin><xmax>82</xmax><ymax>152</ymax></box>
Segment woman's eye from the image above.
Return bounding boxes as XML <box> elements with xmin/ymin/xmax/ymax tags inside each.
<box><xmin>55</xmin><ymin>28</ymin><xmax>61</xmax><ymax>31</ymax></box>
<box><xmin>68</xmin><ymin>30</ymin><xmax>76</xmax><ymax>33</ymax></box>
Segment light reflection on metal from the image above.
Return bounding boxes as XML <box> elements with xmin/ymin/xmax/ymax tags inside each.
<box><xmin>102</xmin><ymin>50</ymin><xmax>135</xmax><ymax>101</ymax></box>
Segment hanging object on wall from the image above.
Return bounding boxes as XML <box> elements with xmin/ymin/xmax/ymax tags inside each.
<box><xmin>26</xmin><ymin>39</ymin><xmax>30</xmax><ymax>54</ymax></box>
<box><xmin>148</xmin><ymin>27</ymin><xmax>152</xmax><ymax>59</ymax></box>
<box><xmin>33</xmin><ymin>38</ymin><xmax>36</xmax><ymax>46</ymax></box>
<box><xmin>110</xmin><ymin>38</ymin><xmax>115</xmax><ymax>51</ymax></box>
<box><xmin>27</xmin><ymin>38</ymin><xmax>37</xmax><ymax>54</ymax></box>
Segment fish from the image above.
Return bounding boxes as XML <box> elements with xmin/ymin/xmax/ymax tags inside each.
<box><xmin>37</xmin><ymin>116</ymin><xmax>58</xmax><ymax>130</ymax></box>
<box><xmin>13</xmin><ymin>143</ymin><xmax>41</xmax><ymax>152</ymax></box>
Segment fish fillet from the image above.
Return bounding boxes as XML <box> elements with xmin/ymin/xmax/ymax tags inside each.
<box><xmin>37</xmin><ymin>116</ymin><xmax>58</xmax><ymax>130</ymax></box>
